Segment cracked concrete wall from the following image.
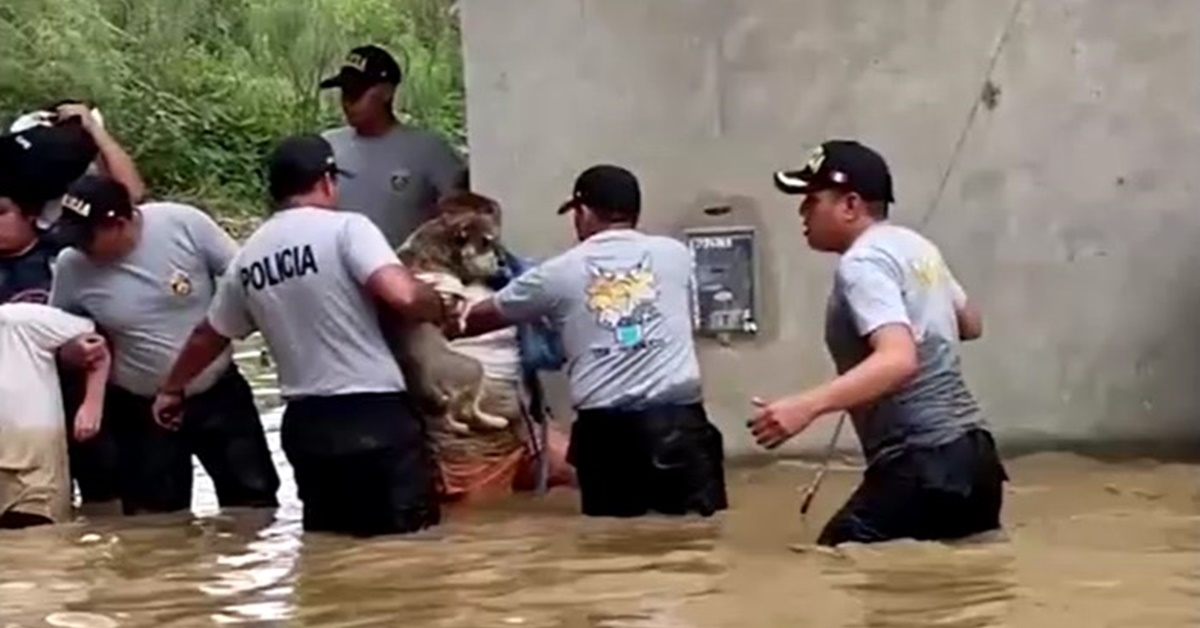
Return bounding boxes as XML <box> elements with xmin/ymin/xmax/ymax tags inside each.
<box><xmin>460</xmin><ymin>0</ymin><xmax>1200</xmax><ymax>458</ymax></box>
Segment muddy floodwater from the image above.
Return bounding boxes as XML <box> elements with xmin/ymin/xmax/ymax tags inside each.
<box><xmin>1</xmin><ymin>339</ymin><xmax>1197</xmax><ymax>627</ymax></box>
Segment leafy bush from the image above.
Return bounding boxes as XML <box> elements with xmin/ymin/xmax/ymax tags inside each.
<box><xmin>0</xmin><ymin>0</ymin><xmax>464</xmax><ymax>224</ymax></box>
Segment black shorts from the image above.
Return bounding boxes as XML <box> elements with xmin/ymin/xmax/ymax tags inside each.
<box><xmin>65</xmin><ymin>367</ymin><xmax>281</xmax><ymax>515</ymax></box>
<box><xmin>818</xmin><ymin>429</ymin><xmax>1008</xmax><ymax>546</ymax></box>
<box><xmin>280</xmin><ymin>391</ymin><xmax>441</xmax><ymax>537</ymax></box>
<box><xmin>568</xmin><ymin>403</ymin><xmax>728</xmax><ymax>518</ymax></box>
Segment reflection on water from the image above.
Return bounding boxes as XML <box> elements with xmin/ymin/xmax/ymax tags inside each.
<box><xmin>0</xmin><ymin>336</ymin><xmax>1196</xmax><ymax>627</ymax></box>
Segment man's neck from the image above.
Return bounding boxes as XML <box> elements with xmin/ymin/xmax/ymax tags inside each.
<box><xmin>353</xmin><ymin>115</ymin><xmax>397</xmax><ymax>138</ymax></box>
<box><xmin>0</xmin><ymin>236</ymin><xmax>38</xmax><ymax>259</ymax></box>
<box><xmin>837</xmin><ymin>219</ymin><xmax>882</xmax><ymax>253</ymax></box>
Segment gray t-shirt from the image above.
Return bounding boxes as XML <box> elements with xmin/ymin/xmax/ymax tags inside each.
<box><xmin>50</xmin><ymin>202</ymin><xmax>237</xmax><ymax>397</ymax></box>
<box><xmin>206</xmin><ymin>207</ymin><xmax>407</xmax><ymax>400</ymax></box>
<box><xmin>495</xmin><ymin>229</ymin><xmax>703</xmax><ymax>410</ymax></box>
<box><xmin>322</xmin><ymin>125</ymin><xmax>465</xmax><ymax>248</ymax></box>
<box><xmin>825</xmin><ymin>223</ymin><xmax>985</xmax><ymax>466</ymax></box>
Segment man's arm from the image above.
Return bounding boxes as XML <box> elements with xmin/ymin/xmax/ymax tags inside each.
<box><xmin>154</xmin><ymin>271</ymin><xmax>251</xmax><ymax>429</ymax></box>
<box><xmin>425</xmin><ymin>134</ymin><xmax>467</xmax><ymax>197</ymax></box>
<box><xmin>159</xmin><ymin>320</ymin><xmax>232</xmax><ymax>396</ymax></box>
<box><xmin>73</xmin><ymin>335</ymin><xmax>111</xmax><ymax>442</ymax></box>
<box><xmin>57</xmin><ymin>104</ymin><xmax>146</xmax><ymax>203</ymax></box>
<box><xmin>459</xmin><ymin>259</ymin><xmax>561</xmax><ymax>339</ymax></box>
<box><xmin>341</xmin><ymin>213</ymin><xmax>443</xmax><ymax>324</ymax></box>
<box><xmin>47</xmin><ymin>254</ymin><xmax>105</xmax><ymax>368</ymax></box>
<box><xmin>949</xmin><ymin>275</ymin><xmax>983</xmax><ymax>341</ymax></box>
<box><xmin>750</xmin><ymin>256</ymin><xmax>918</xmax><ymax>449</ymax></box>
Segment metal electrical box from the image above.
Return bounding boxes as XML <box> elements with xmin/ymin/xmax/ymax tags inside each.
<box><xmin>684</xmin><ymin>226</ymin><xmax>759</xmax><ymax>336</ymax></box>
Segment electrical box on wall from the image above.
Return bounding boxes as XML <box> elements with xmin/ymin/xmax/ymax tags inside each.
<box><xmin>684</xmin><ymin>226</ymin><xmax>759</xmax><ymax>336</ymax></box>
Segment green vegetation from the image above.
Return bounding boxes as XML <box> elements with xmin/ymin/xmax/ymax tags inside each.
<box><xmin>0</xmin><ymin>0</ymin><xmax>464</xmax><ymax>227</ymax></box>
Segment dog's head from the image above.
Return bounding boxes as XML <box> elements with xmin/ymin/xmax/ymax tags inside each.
<box><xmin>399</xmin><ymin>207</ymin><xmax>502</xmax><ymax>283</ymax></box>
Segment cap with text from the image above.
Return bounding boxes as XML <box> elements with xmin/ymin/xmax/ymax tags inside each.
<box><xmin>56</xmin><ymin>174</ymin><xmax>134</xmax><ymax>247</ymax></box>
<box><xmin>773</xmin><ymin>140</ymin><xmax>895</xmax><ymax>203</ymax></box>
<box><xmin>557</xmin><ymin>164</ymin><xmax>642</xmax><ymax>216</ymax></box>
<box><xmin>318</xmin><ymin>45</ymin><xmax>403</xmax><ymax>91</ymax></box>
<box><xmin>267</xmin><ymin>134</ymin><xmax>353</xmax><ymax>202</ymax></box>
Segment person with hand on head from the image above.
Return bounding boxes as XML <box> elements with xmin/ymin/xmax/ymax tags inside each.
<box><xmin>456</xmin><ymin>165</ymin><xmax>728</xmax><ymax>519</ymax></box>
<box><xmin>49</xmin><ymin>174</ymin><xmax>280</xmax><ymax>517</ymax></box>
<box><xmin>748</xmin><ymin>139</ymin><xmax>1002</xmax><ymax>546</ymax></box>
<box><xmin>0</xmin><ymin>101</ymin><xmax>145</xmax><ymax>306</ymax></box>
<box><xmin>154</xmin><ymin>134</ymin><xmax>447</xmax><ymax>538</ymax></box>
<box><xmin>319</xmin><ymin>44</ymin><xmax>467</xmax><ymax>248</ymax></box>
<box><xmin>0</xmin><ymin>301</ymin><xmax>110</xmax><ymax>529</ymax></box>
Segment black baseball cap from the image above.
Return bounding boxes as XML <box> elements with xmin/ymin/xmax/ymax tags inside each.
<box><xmin>773</xmin><ymin>140</ymin><xmax>895</xmax><ymax>203</ymax></box>
<box><xmin>266</xmin><ymin>134</ymin><xmax>353</xmax><ymax>202</ymax></box>
<box><xmin>57</xmin><ymin>174</ymin><xmax>135</xmax><ymax>247</ymax></box>
<box><xmin>318</xmin><ymin>45</ymin><xmax>403</xmax><ymax>91</ymax></box>
<box><xmin>556</xmin><ymin>165</ymin><xmax>642</xmax><ymax>216</ymax></box>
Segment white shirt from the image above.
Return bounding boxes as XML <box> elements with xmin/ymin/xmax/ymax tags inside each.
<box><xmin>0</xmin><ymin>303</ymin><xmax>93</xmax><ymax>436</ymax></box>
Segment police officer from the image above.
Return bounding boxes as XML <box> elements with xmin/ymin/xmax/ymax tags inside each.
<box><xmin>458</xmin><ymin>165</ymin><xmax>728</xmax><ymax>518</ymax></box>
<box><xmin>154</xmin><ymin>134</ymin><xmax>446</xmax><ymax>537</ymax></box>
<box><xmin>319</xmin><ymin>44</ymin><xmax>466</xmax><ymax>248</ymax></box>
<box><xmin>49</xmin><ymin>175</ymin><xmax>280</xmax><ymax>516</ymax></box>
<box><xmin>749</xmin><ymin>139</ymin><xmax>1006</xmax><ymax>545</ymax></box>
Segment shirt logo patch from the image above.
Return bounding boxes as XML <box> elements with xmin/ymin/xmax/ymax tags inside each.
<box><xmin>390</xmin><ymin>170</ymin><xmax>412</xmax><ymax>193</ymax></box>
<box><xmin>585</xmin><ymin>254</ymin><xmax>663</xmax><ymax>350</ymax></box>
<box><xmin>168</xmin><ymin>269</ymin><xmax>193</xmax><ymax>297</ymax></box>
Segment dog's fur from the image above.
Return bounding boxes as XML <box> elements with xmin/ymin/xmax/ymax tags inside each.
<box><xmin>386</xmin><ymin>200</ymin><xmax>508</xmax><ymax>435</ymax></box>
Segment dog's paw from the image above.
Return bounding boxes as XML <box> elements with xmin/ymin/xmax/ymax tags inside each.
<box><xmin>470</xmin><ymin>411</ymin><xmax>510</xmax><ymax>431</ymax></box>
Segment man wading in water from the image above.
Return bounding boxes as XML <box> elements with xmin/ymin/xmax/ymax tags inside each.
<box><xmin>319</xmin><ymin>44</ymin><xmax>466</xmax><ymax>248</ymax></box>
<box><xmin>50</xmin><ymin>175</ymin><xmax>280</xmax><ymax>516</ymax></box>
<box><xmin>155</xmin><ymin>134</ymin><xmax>446</xmax><ymax>537</ymax></box>
<box><xmin>457</xmin><ymin>165</ymin><xmax>728</xmax><ymax>518</ymax></box>
<box><xmin>749</xmin><ymin>140</ymin><xmax>1007</xmax><ymax>545</ymax></box>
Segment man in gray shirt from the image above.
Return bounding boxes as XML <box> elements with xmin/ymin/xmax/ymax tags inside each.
<box><xmin>50</xmin><ymin>175</ymin><xmax>279</xmax><ymax>516</ymax></box>
<box><xmin>458</xmin><ymin>165</ymin><xmax>728</xmax><ymax>518</ymax></box>
<box><xmin>749</xmin><ymin>140</ymin><xmax>1006</xmax><ymax>545</ymax></box>
<box><xmin>319</xmin><ymin>45</ymin><xmax>466</xmax><ymax>247</ymax></box>
<box><xmin>154</xmin><ymin>135</ymin><xmax>447</xmax><ymax>537</ymax></box>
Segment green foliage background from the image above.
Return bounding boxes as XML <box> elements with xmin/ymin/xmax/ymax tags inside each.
<box><xmin>0</xmin><ymin>0</ymin><xmax>464</xmax><ymax>225</ymax></box>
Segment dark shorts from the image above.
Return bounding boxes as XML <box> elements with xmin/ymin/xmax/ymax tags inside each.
<box><xmin>65</xmin><ymin>367</ymin><xmax>281</xmax><ymax>515</ymax></box>
<box><xmin>818</xmin><ymin>429</ymin><xmax>1008</xmax><ymax>546</ymax></box>
<box><xmin>280</xmin><ymin>391</ymin><xmax>441</xmax><ymax>537</ymax></box>
<box><xmin>568</xmin><ymin>403</ymin><xmax>728</xmax><ymax>518</ymax></box>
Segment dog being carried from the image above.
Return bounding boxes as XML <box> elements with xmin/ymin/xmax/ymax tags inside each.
<box><xmin>389</xmin><ymin>207</ymin><xmax>510</xmax><ymax>436</ymax></box>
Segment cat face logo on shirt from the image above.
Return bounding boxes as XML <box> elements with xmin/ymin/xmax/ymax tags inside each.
<box><xmin>168</xmin><ymin>269</ymin><xmax>193</xmax><ymax>297</ymax></box>
<box><xmin>390</xmin><ymin>169</ymin><xmax>412</xmax><ymax>193</ymax></box>
<box><xmin>585</xmin><ymin>255</ymin><xmax>661</xmax><ymax>347</ymax></box>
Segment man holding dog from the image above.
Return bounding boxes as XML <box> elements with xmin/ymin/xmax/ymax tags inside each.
<box><xmin>154</xmin><ymin>134</ymin><xmax>447</xmax><ymax>537</ymax></box>
<box><xmin>457</xmin><ymin>165</ymin><xmax>728</xmax><ymax>518</ymax></box>
<box><xmin>319</xmin><ymin>44</ymin><xmax>466</xmax><ymax>248</ymax></box>
<box><xmin>748</xmin><ymin>139</ymin><xmax>1007</xmax><ymax>545</ymax></box>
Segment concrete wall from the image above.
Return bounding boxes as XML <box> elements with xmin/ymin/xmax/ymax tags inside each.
<box><xmin>459</xmin><ymin>0</ymin><xmax>1200</xmax><ymax>458</ymax></box>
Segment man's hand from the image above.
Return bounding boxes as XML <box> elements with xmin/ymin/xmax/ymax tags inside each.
<box><xmin>60</xmin><ymin>333</ymin><xmax>107</xmax><ymax>369</ymax></box>
<box><xmin>748</xmin><ymin>392</ymin><xmax>828</xmax><ymax>450</ymax></box>
<box><xmin>73</xmin><ymin>401</ymin><xmax>103</xmax><ymax>442</ymax></box>
<box><xmin>55</xmin><ymin>103</ymin><xmax>99</xmax><ymax>131</ymax></box>
<box><xmin>152</xmin><ymin>390</ymin><xmax>185</xmax><ymax>431</ymax></box>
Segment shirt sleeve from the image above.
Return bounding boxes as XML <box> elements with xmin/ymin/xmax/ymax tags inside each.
<box><xmin>425</xmin><ymin>135</ymin><xmax>467</xmax><ymax>197</ymax></box>
<box><xmin>338</xmin><ymin>214</ymin><xmax>402</xmax><ymax>285</ymax></box>
<box><xmin>48</xmin><ymin>251</ymin><xmax>84</xmax><ymax>315</ymax></box>
<box><xmin>494</xmin><ymin>256</ymin><xmax>563</xmax><ymax>323</ymax></box>
<box><xmin>13</xmin><ymin>304</ymin><xmax>95</xmax><ymax>350</ymax></box>
<box><xmin>185</xmin><ymin>207</ymin><xmax>239</xmax><ymax>276</ymax></box>
<box><xmin>206</xmin><ymin>266</ymin><xmax>256</xmax><ymax>340</ymax></box>
<box><xmin>836</xmin><ymin>254</ymin><xmax>912</xmax><ymax>337</ymax></box>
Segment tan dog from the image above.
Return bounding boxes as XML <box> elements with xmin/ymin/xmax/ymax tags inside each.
<box><xmin>387</xmin><ymin>204</ymin><xmax>508</xmax><ymax>435</ymax></box>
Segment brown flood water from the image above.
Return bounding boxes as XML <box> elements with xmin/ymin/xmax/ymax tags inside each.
<box><xmin>1</xmin><ymin>341</ymin><xmax>1197</xmax><ymax>627</ymax></box>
